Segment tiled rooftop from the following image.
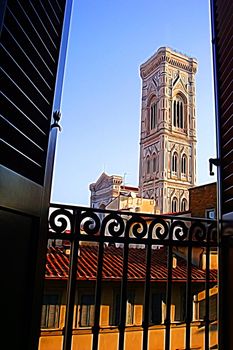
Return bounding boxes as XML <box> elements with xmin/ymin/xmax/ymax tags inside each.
<box><xmin>46</xmin><ymin>245</ymin><xmax>217</xmax><ymax>283</ymax></box>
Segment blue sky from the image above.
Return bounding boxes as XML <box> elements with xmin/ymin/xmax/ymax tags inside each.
<box><xmin>51</xmin><ymin>0</ymin><xmax>216</xmax><ymax>206</ymax></box>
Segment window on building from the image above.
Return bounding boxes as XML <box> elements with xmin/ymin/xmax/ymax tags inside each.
<box><xmin>150</xmin><ymin>102</ymin><xmax>157</xmax><ymax>130</ymax></box>
<box><xmin>174</xmin><ymin>287</ymin><xmax>186</xmax><ymax>322</ymax></box>
<box><xmin>111</xmin><ymin>293</ymin><xmax>120</xmax><ymax>326</ymax></box>
<box><xmin>126</xmin><ymin>292</ymin><xmax>135</xmax><ymax>325</ymax></box>
<box><xmin>205</xmin><ymin>208</ymin><xmax>215</xmax><ymax>219</ymax></box>
<box><xmin>181</xmin><ymin>198</ymin><xmax>187</xmax><ymax>212</ymax></box>
<box><xmin>173</xmin><ymin>96</ymin><xmax>184</xmax><ymax>129</ymax></box>
<box><xmin>41</xmin><ymin>294</ymin><xmax>60</xmax><ymax>329</ymax></box>
<box><xmin>172</xmin><ymin>197</ymin><xmax>178</xmax><ymax>213</ymax></box>
<box><xmin>180</xmin><ymin>101</ymin><xmax>184</xmax><ymax>128</ymax></box>
<box><xmin>173</xmin><ymin>100</ymin><xmax>177</xmax><ymax>127</ymax></box>
<box><xmin>146</xmin><ymin>157</ymin><xmax>150</xmax><ymax>174</ymax></box>
<box><xmin>172</xmin><ymin>152</ymin><xmax>178</xmax><ymax>173</ymax></box>
<box><xmin>181</xmin><ymin>154</ymin><xmax>187</xmax><ymax>175</ymax></box>
<box><xmin>79</xmin><ymin>295</ymin><xmax>95</xmax><ymax>327</ymax></box>
<box><xmin>150</xmin><ymin>293</ymin><xmax>164</xmax><ymax>324</ymax></box>
<box><xmin>152</xmin><ymin>154</ymin><xmax>157</xmax><ymax>173</ymax></box>
<box><xmin>199</xmin><ymin>294</ymin><xmax>217</xmax><ymax>321</ymax></box>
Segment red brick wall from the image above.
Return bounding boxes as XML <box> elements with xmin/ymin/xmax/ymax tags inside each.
<box><xmin>189</xmin><ymin>182</ymin><xmax>217</xmax><ymax>218</ymax></box>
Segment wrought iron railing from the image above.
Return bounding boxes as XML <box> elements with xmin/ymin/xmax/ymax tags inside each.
<box><xmin>45</xmin><ymin>203</ymin><xmax>218</xmax><ymax>350</ymax></box>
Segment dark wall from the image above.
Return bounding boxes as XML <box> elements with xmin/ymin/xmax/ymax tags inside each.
<box><xmin>189</xmin><ymin>182</ymin><xmax>217</xmax><ymax>218</ymax></box>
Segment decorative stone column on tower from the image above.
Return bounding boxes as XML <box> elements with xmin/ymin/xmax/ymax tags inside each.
<box><xmin>138</xmin><ymin>47</ymin><xmax>197</xmax><ymax>213</ymax></box>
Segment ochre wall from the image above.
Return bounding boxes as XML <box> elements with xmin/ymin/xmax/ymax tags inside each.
<box><xmin>39</xmin><ymin>282</ymin><xmax>217</xmax><ymax>350</ymax></box>
<box><xmin>40</xmin><ymin>323</ymin><xmax>218</xmax><ymax>350</ymax></box>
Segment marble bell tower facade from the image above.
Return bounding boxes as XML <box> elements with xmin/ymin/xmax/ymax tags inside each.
<box><xmin>138</xmin><ymin>47</ymin><xmax>197</xmax><ymax>213</ymax></box>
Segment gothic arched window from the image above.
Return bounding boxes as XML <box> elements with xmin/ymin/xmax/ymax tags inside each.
<box><xmin>173</xmin><ymin>100</ymin><xmax>177</xmax><ymax>126</ymax></box>
<box><xmin>172</xmin><ymin>197</ymin><xmax>178</xmax><ymax>213</ymax></box>
<box><xmin>150</xmin><ymin>102</ymin><xmax>157</xmax><ymax>130</ymax></box>
<box><xmin>181</xmin><ymin>198</ymin><xmax>187</xmax><ymax>212</ymax></box>
<box><xmin>152</xmin><ymin>154</ymin><xmax>157</xmax><ymax>173</ymax></box>
<box><xmin>146</xmin><ymin>157</ymin><xmax>150</xmax><ymax>174</ymax></box>
<box><xmin>172</xmin><ymin>152</ymin><xmax>178</xmax><ymax>173</ymax></box>
<box><xmin>181</xmin><ymin>154</ymin><xmax>187</xmax><ymax>175</ymax></box>
<box><xmin>173</xmin><ymin>95</ymin><xmax>184</xmax><ymax>129</ymax></box>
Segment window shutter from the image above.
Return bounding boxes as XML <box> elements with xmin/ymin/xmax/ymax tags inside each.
<box><xmin>151</xmin><ymin>293</ymin><xmax>162</xmax><ymax>324</ymax></box>
<box><xmin>126</xmin><ymin>292</ymin><xmax>135</xmax><ymax>325</ymax></box>
<box><xmin>211</xmin><ymin>0</ymin><xmax>233</xmax><ymax>215</ymax></box>
<box><xmin>80</xmin><ymin>295</ymin><xmax>95</xmax><ymax>327</ymax></box>
<box><xmin>41</xmin><ymin>294</ymin><xmax>60</xmax><ymax>328</ymax></box>
<box><xmin>89</xmin><ymin>304</ymin><xmax>95</xmax><ymax>326</ymax></box>
<box><xmin>0</xmin><ymin>0</ymin><xmax>66</xmax><ymax>185</ymax></box>
<box><xmin>80</xmin><ymin>304</ymin><xmax>88</xmax><ymax>327</ymax></box>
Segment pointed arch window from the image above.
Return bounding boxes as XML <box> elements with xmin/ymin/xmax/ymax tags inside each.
<box><xmin>146</xmin><ymin>157</ymin><xmax>150</xmax><ymax>174</ymax></box>
<box><xmin>181</xmin><ymin>198</ymin><xmax>187</xmax><ymax>212</ymax></box>
<box><xmin>181</xmin><ymin>154</ymin><xmax>187</xmax><ymax>175</ymax></box>
<box><xmin>172</xmin><ymin>152</ymin><xmax>178</xmax><ymax>173</ymax></box>
<box><xmin>152</xmin><ymin>154</ymin><xmax>157</xmax><ymax>173</ymax></box>
<box><xmin>173</xmin><ymin>96</ymin><xmax>184</xmax><ymax>129</ymax></box>
<box><xmin>150</xmin><ymin>102</ymin><xmax>157</xmax><ymax>130</ymax></box>
<box><xmin>172</xmin><ymin>197</ymin><xmax>178</xmax><ymax>213</ymax></box>
<box><xmin>173</xmin><ymin>100</ymin><xmax>177</xmax><ymax>126</ymax></box>
<box><xmin>180</xmin><ymin>101</ymin><xmax>184</xmax><ymax>128</ymax></box>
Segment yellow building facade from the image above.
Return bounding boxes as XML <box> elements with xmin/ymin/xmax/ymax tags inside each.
<box><xmin>39</xmin><ymin>245</ymin><xmax>217</xmax><ymax>350</ymax></box>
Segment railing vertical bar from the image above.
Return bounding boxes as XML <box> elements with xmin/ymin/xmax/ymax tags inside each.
<box><xmin>204</xmin><ymin>230</ymin><xmax>210</xmax><ymax>350</ymax></box>
<box><xmin>92</xmin><ymin>231</ymin><xmax>105</xmax><ymax>350</ymax></box>
<box><xmin>118</xmin><ymin>235</ymin><xmax>129</xmax><ymax>350</ymax></box>
<box><xmin>185</xmin><ymin>239</ymin><xmax>192</xmax><ymax>350</ymax></box>
<box><xmin>142</xmin><ymin>239</ymin><xmax>152</xmax><ymax>350</ymax></box>
<box><xmin>62</xmin><ymin>209</ymin><xmax>80</xmax><ymax>350</ymax></box>
<box><xmin>165</xmin><ymin>223</ymin><xmax>173</xmax><ymax>350</ymax></box>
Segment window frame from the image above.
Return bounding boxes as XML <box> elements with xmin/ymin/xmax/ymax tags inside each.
<box><xmin>172</xmin><ymin>152</ymin><xmax>178</xmax><ymax>173</ymax></box>
<box><xmin>205</xmin><ymin>208</ymin><xmax>215</xmax><ymax>219</ymax></box>
<box><xmin>150</xmin><ymin>292</ymin><xmax>164</xmax><ymax>325</ymax></box>
<box><xmin>126</xmin><ymin>291</ymin><xmax>135</xmax><ymax>325</ymax></box>
<box><xmin>41</xmin><ymin>293</ymin><xmax>61</xmax><ymax>329</ymax></box>
<box><xmin>150</xmin><ymin>101</ymin><xmax>157</xmax><ymax>130</ymax></box>
<box><xmin>181</xmin><ymin>154</ymin><xmax>187</xmax><ymax>175</ymax></box>
<box><xmin>172</xmin><ymin>197</ymin><xmax>178</xmax><ymax>213</ymax></box>
<box><xmin>110</xmin><ymin>291</ymin><xmax>120</xmax><ymax>326</ymax></box>
<box><xmin>173</xmin><ymin>95</ymin><xmax>185</xmax><ymax>129</ymax></box>
<box><xmin>79</xmin><ymin>294</ymin><xmax>95</xmax><ymax>328</ymax></box>
<box><xmin>152</xmin><ymin>154</ymin><xmax>157</xmax><ymax>173</ymax></box>
<box><xmin>146</xmin><ymin>157</ymin><xmax>150</xmax><ymax>175</ymax></box>
<box><xmin>181</xmin><ymin>198</ymin><xmax>187</xmax><ymax>212</ymax></box>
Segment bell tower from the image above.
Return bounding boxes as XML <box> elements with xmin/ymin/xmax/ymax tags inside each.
<box><xmin>138</xmin><ymin>47</ymin><xmax>197</xmax><ymax>213</ymax></box>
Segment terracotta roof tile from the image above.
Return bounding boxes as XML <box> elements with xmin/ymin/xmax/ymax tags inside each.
<box><xmin>46</xmin><ymin>245</ymin><xmax>217</xmax><ymax>282</ymax></box>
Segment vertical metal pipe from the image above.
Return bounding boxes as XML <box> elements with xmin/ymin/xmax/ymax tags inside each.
<box><xmin>142</xmin><ymin>239</ymin><xmax>152</xmax><ymax>350</ymax></box>
<box><xmin>165</xmin><ymin>224</ymin><xmax>173</xmax><ymax>350</ymax></box>
<box><xmin>204</xmin><ymin>237</ymin><xmax>210</xmax><ymax>350</ymax></box>
<box><xmin>92</xmin><ymin>236</ymin><xmax>105</xmax><ymax>350</ymax></box>
<box><xmin>62</xmin><ymin>209</ymin><xmax>80</xmax><ymax>350</ymax></box>
<box><xmin>185</xmin><ymin>241</ymin><xmax>192</xmax><ymax>350</ymax></box>
<box><xmin>118</xmin><ymin>239</ymin><xmax>129</xmax><ymax>350</ymax></box>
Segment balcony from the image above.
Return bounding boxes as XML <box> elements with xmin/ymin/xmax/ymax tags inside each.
<box><xmin>39</xmin><ymin>204</ymin><xmax>218</xmax><ymax>350</ymax></box>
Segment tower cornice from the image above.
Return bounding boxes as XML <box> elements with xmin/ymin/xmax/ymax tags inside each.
<box><xmin>140</xmin><ymin>47</ymin><xmax>198</xmax><ymax>79</ymax></box>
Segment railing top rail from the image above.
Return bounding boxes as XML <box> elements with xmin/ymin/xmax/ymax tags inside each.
<box><xmin>49</xmin><ymin>202</ymin><xmax>217</xmax><ymax>224</ymax></box>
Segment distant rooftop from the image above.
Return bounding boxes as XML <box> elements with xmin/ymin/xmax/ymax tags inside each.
<box><xmin>46</xmin><ymin>245</ymin><xmax>217</xmax><ymax>282</ymax></box>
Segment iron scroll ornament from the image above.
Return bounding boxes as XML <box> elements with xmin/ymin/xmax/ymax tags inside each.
<box><xmin>49</xmin><ymin>208</ymin><xmax>74</xmax><ymax>235</ymax></box>
<box><xmin>80</xmin><ymin>210</ymin><xmax>101</xmax><ymax>235</ymax></box>
<box><xmin>148</xmin><ymin>218</ymin><xmax>169</xmax><ymax>240</ymax></box>
<box><xmin>49</xmin><ymin>207</ymin><xmax>217</xmax><ymax>243</ymax></box>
